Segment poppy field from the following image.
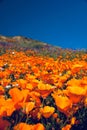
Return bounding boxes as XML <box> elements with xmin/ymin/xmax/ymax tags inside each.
<box><xmin>0</xmin><ymin>49</ymin><xmax>87</xmax><ymax>130</ymax></box>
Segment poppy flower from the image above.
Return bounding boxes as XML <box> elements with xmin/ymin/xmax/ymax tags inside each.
<box><xmin>33</xmin><ymin>123</ymin><xmax>45</xmax><ymax>130</ymax></box>
<box><xmin>62</xmin><ymin>124</ymin><xmax>71</xmax><ymax>130</ymax></box>
<box><xmin>13</xmin><ymin>123</ymin><xmax>33</xmax><ymax>130</ymax></box>
<box><xmin>52</xmin><ymin>94</ymin><xmax>72</xmax><ymax>115</ymax></box>
<box><xmin>14</xmin><ymin>123</ymin><xmax>45</xmax><ymax>130</ymax></box>
<box><xmin>40</xmin><ymin>106</ymin><xmax>55</xmax><ymax>118</ymax></box>
<box><xmin>70</xmin><ymin>117</ymin><xmax>76</xmax><ymax>125</ymax></box>
<box><xmin>9</xmin><ymin>88</ymin><xmax>24</xmax><ymax>103</ymax></box>
<box><xmin>67</xmin><ymin>86</ymin><xmax>86</xmax><ymax>103</ymax></box>
<box><xmin>23</xmin><ymin>101</ymin><xmax>35</xmax><ymax>114</ymax></box>
<box><xmin>0</xmin><ymin>98</ymin><xmax>15</xmax><ymax>116</ymax></box>
<box><xmin>37</xmin><ymin>82</ymin><xmax>56</xmax><ymax>98</ymax></box>
<box><xmin>17</xmin><ymin>79</ymin><xmax>27</xmax><ymax>89</ymax></box>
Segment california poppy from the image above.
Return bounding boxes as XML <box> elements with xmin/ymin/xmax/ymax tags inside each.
<box><xmin>40</xmin><ymin>106</ymin><xmax>55</xmax><ymax>118</ymax></box>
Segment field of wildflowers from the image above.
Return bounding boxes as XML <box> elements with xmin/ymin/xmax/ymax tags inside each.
<box><xmin>0</xmin><ymin>40</ymin><xmax>87</xmax><ymax>129</ymax></box>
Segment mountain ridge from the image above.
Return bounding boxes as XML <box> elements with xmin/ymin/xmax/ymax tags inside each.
<box><xmin>0</xmin><ymin>35</ymin><xmax>62</xmax><ymax>51</ymax></box>
<box><xmin>0</xmin><ymin>35</ymin><xmax>50</xmax><ymax>46</ymax></box>
<box><xmin>0</xmin><ymin>35</ymin><xmax>86</xmax><ymax>58</ymax></box>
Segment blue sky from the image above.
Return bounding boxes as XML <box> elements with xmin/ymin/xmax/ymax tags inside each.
<box><xmin>0</xmin><ymin>0</ymin><xmax>87</xmax><ymax>49</ymax></box>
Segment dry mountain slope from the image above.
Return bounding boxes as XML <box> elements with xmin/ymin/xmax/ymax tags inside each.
<box><xmin>0</xmin><ymin>35</ymin><xmax>86</xmax><ymax>58</ymax></box>
<box><xmin>0</xmin><ymin>35</ymin><xmax>49</xmax><ymax>48</ymax></box>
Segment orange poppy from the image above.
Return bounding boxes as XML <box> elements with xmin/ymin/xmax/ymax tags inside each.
<box><xmin>67</xmin><ymin>86</ymin><xmax>86</xmax><ymax>103</ymax></box>
<box><xmin>62</xmin><ymin>124</ymin><xmax>71</xmax><ymax>130</ymax></box>
<box><xmin>17</xmin><ymin>79</ymin><xmax>27</xmax><ymax>89</ymax></box>
<box><xmin>23</xmin><ymin>101</ymin><xmax>35</xmax><ymax>114</ymax></box>
<box><xmin>9</xmin><ymin>88</ymin><xmax>24</xmax><ymax>103</ymax></box>
<box><xmin>13</xmin><ymin>123</ymin><xmax>33</xmax><ymax>130</ymax></box>
<box><xmin>40</xmin><ymin>106</ymin><xmax>55</xmax><ymax>118</ymax></box>
<box><xmin>52</xmin><ymin>94</ymin><xmax>72</xmax><ymax>115</ymax></box>
<box><xmin>70</xmin><ymin>117</ymin><xmax>76</xmax><ymax>125</ymax></box>
<box><xmin>14</xmin><ymin>123</ymin><xmax>45</xmax><ymax>130</ymax></box>
<box><xmin>37</xmin><ymin>82</ymin><xmax>56</xmax><ymax>98</ymax></box>
<box><xmin>0</xmin><ymin>98</ymin><xmax>15</xmax><ymax>116</ymax></box>
<box><xmin>33</xmin><ymin>123</ymin><xmax>45</xmax><ymax>130</ymax></box>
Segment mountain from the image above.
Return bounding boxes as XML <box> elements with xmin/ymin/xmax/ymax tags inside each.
<box><xmin>0</xmin><ymin>35</ymin><xmax>86</xmax><ymax>58</ymax></box>
<box><xmin>0</xmin><ymin>35</ymin><xmax>63</xmax><ymax>57</ymax></box>
<box><xmin>0</xmin><ymin>35</ymin><xmax>55</xmax><ymax>49</ymax></box>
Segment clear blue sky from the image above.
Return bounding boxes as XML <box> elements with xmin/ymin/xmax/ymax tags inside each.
<box><xmin>0</xmin><ymin>0</ymin><xmax>87</xmax><ymax>49</ymax></box>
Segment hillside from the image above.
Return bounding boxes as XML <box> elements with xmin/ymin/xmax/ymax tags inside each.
<box><xmin>0</xmin><ymin>35</ymin><xmax>86</xmax><ymax>59</ymax></box>
<box><xmin>0</xmin><ymin>35</ymin><xmax>58</xmax><ymax>50</ymax></box>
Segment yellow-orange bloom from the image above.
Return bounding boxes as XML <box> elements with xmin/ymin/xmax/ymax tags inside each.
<box><xmin>0</xmin><ymin>98</ymin><xmax>15</xmax><ymax>116</ymax></box>
<box><xmin>14</xmin><ymin>123</ymin><xmax>45</xmax><ymax>130</ymax></box>
<box><xmin>40</xmin><ymin>106</ymin><xmax>55</xmax><ymax>118</ymax></box>
<box><xmin>62</xmin><ymin>124</ymin><xmax>71</xmax><ymax>130</ymax></box>
<box><xmin>70</xmin><ymin>117</ymin><xmax>76</xmax><ymax>125</ymax></box>
<box><xmin>23</xmin><ymin>102</ymin><xmax>35</xmax><ymax>114</ymax></box>
<box><xmin>33</xmin><ymin>123</ymin><xmax>45</xmax><ymax>130</ymax></box>
<box><xmin>17</xmin><ymin>79</ymin><xmax>27</xmax><ymax>89</ymax></box>
<box><xmin>67</xmin><ymin>86</ymin><xmax>86</xmax><ymax>103</ymax></box>
<box><xmin>52</xmin><ymin>94</ymin><xmax>72</xmax><ymax>115</ymax></box>
<box><xmin>13</xmin><ymin>123</ymin><xmax>33</xmax><ymax>130</ymax></box>
<box><xmin>9</xmin><ymin>88</ymin><xmax>24</xmax><ymax>103</ymax></box>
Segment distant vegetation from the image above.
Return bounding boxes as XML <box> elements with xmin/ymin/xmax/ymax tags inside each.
<box><xmin>0</xmin><ymin>35</ymin><xmax>87</xmax><ymax>59</ymax></box>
